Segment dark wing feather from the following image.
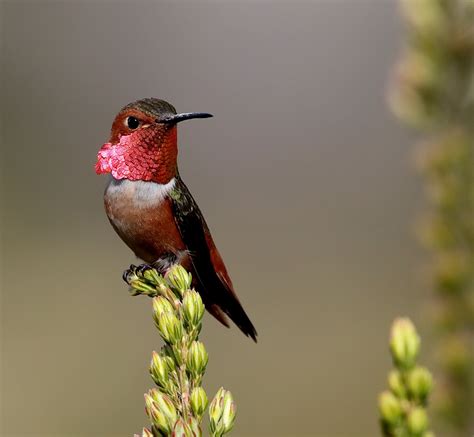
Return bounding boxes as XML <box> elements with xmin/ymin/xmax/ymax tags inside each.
<box><xmin>170</xmin><ymin>175</ymin><xmax>257</xmax><ymax>341</ymax></box>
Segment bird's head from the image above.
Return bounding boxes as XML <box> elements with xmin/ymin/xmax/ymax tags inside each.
<box><xmin>95</xmin><ymin>98</ymin><xmax>212</xmax><ymax>183</ymax></box>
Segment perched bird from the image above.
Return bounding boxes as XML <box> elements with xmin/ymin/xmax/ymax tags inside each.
<box><xmin>95</xmin><ymin>98</ymin><xmax>257</xmax><ymax>341</ymax></box>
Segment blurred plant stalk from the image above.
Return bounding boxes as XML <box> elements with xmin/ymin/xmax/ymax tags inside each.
<box><xmin>390</xmin><ymin>1</ymin><xmax>474</xmax><ymax>435</ymax></box>
<box><xmin>127</xmin><ymin>264</ymin><xmax>236</xmax><ymax>437</ymax></box>
<box><xmin>379</xmin><ymin>318</ymin><xmax>435</xmax><ymax>437</ymax></box>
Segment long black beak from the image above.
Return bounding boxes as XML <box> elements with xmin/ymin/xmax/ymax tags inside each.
<box><xmin>159</xmin><ymin>112</ymin><xmax>213</xmax><ymax>124</ymax></box>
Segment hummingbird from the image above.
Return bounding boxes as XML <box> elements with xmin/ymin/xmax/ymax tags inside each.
<box><xmin>95</xmin><ymin>98</ymin><xmax>257</xmax><ymax>341</ymax></box>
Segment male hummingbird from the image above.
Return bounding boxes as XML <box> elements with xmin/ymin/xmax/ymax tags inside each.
<box><xmin>95</xmin><ymin>98</ymin><xmax>257</xmax><ymax>341</ymax></box>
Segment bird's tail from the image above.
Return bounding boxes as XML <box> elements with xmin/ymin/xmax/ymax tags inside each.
<box><xmin>193</xmin><ymin>271</ymin><xmax>258</xmax><ymax>342</ymax></box>
<box><xmin>215</xmin><ymin>282</ymin><xmax>258</xmax><ymax>342</ymax></box>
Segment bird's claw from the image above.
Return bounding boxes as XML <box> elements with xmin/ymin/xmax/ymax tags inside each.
<box><xmin>137</xmin><ymin>263</ymin><xmax>154</xmax><ymax>275</ymax></box>
<box><xmin>122</xmin><ymin>254</ymin><xmax>179</xmax><ymax>285</ymax></box>
<box><xmin>122</xmin><ymin>263</ymin><xmax>153</xmax><ymax>285</ymax></box>
<box><xmin>152</xmin><ymin>253</ymin><xmax>179</xmax><ymax>275</ymax></box>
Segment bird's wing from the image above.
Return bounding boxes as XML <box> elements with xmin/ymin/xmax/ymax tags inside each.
<box><xmin>169</xmin><ymin>175</ymin><xmax>257</xmax><ymax>341</ymax></box>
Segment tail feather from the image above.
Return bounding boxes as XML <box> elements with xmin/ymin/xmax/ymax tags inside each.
<box><xmin>193</xmin><ymin>272</ymin><xmax>258</xmax><ymax>342</ymax></box>
<box><xmin>218</xmin><ymin>291</ymin><xmax>258</xmax><ymax>342</ymax></box>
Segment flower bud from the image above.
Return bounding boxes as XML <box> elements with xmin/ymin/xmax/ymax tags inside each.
<box><xmin>145</xmin><ymin>394</ymin><xmax>172</xmax><ymax>435</ymax></box>
<box><xmin>187</xmin><ymin>416</ymin><xmax>201</xmax><ymax>437</ymax></box>
<box><xmin>145</xmin><ymin>390</ymin><xmax>178</xmax><ymax>434</ymax></box>
<box><xmin>150</xmin><ymin>351</ymin><xmax>168</xmax><ymax>387</ymax></box>
<box><xmin>165</xmin><ymin>345</ymin><xmax>182</xmax><ymax>367</ymax></box>
<box><xmin>172</xmin><ymin>418</ymin><xmax>192</xmax><ymax>437</ymax></box>
<box><xmin>141</xmin><ymin>428</ymin><xmax>153</xmax><ymax>437</ymax></box>
<box><xmin>166</xmin><ymin>265</ymin><xmax>192</xmax><ymax>295</ymax></box>
<box><xmin>209</xmin><ymin>387</ymin><xmax>225</xmax><ymax>436</ymax></box>
<box><xmin>156</xmin><ymin>311</ymin><xmax>184</xmax><ymax>345</ymax></box>
<box><xmin>130</xmin><ymin>280</ymin><xmax>156</xmax><ymax>295</ymax></box>
<box><xmin>163</xmin><ymin>352</ymin><xmax>177</xmax><ymax>372</ymax></box>
<box><xmin>378</xmin><ymin>391</ymin><xmax>402</xmax><ymax>424</ymax></box>
<box><xmin>407</xmin><ymin>366</ymin><xmax>433</xmax><ymax>402</ymax></box>
<box><xmin>153</xmin><ymin>296</ymin><xmax>175</xmax><ymax>318</ymax></box>
<box><xmin>152</xmin><ymin>390</ymin><xmax>177</xmax><ymax>415</ymax></box>
<box><xmin>157</xmin><ymin>282</ymin><xmax>175</xmax><ymax>299</ymax></box>
<box><xmin>407</xmin><ymin>407</ymin><xmax>428</xmax><ymax>435</ymax></box>
<box><xmin>143</xmin><ymin>267</ymin><xmax>162</xmax><ymax>284</ymax></box>
<box><xmin>390</xmin><ymin>318</ymin><xmax>420</xmax><ymax>369</ymax></box>
<box><xmin>221</xmin><ymin>390</ymin><xmax>236</xmax><ymax>433</ymax></box>
<box><xmin>190</xmin><ymin>387</ymin><xmax>208</xmax><ymax>418</ymax></box>
<box><xmin>186</xmin><ymin>341</ymin><xmax>208</xmax><ymax>378</ymax></box>
<box><xmin>388</xmin><ymin>370</ymin><xmax>406</xmax><ymax>398</ymax></box>
<box><xmin>209</xmin><ymin>388</ymin><xmax>236</xmax><ymax>436</ymax></box>
<box><xmin>182</xmin><ymin>290</ymin><xmax>205</xmax><ymax>328</ymax></box>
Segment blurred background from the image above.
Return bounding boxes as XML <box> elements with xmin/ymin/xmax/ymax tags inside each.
<box><xmin>1</xmin><ymin>1</ymin><xmax>438</xmax><ymax>436</ymax></box>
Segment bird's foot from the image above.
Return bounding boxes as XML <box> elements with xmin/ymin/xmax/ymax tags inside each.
<box><xmin>152</xmin><ymin>253</ymin><xmax>179</xmax><ymax>275</ymax></box>
<box><xmin>122</xmin><ymin>254</ymin><xmax>179</xmax><ymax>285</ymax></box>
<box><xmin>122</xmin><ymin>263</ymin><xmax>154</xmax><ymax>285</ymax></box>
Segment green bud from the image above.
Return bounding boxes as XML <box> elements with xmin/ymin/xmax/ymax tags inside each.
<box><xmin>159</xmin><ymin>345</ymin><xmax>179</xmax><ymax>371</ymax></box>
<box><xmin>166</xmin><ymin>265</ymin><xmax>192</xmax><ymax>295</ymax></box>
<box><xmin>209</xmin><ymin>387</ymin><xmax>226</xmax><ymax>436</ymax></box>
<box><xmin>145</xmin><ymin>393</ymin><xmax>172</xmax><ymax>435</ymax></box>
<box><xmin>209</xmin><ymin>387</ymin><xmax>236</xmax><ymax>436</ymax></box>
<box><xmin>144</xmin><ymin>391</ymin><xmax>156</xmax><ymax>410</ymax></box>
<box><xmin>186</xmin><ymin>341</ymin><xmax>208</xmax><ymax>378</ymax></box>
<box><xmin>182</xmin><ymin>290</ymin><xmax>205</xmax><ymax>328</ymax></box>
<box><xmin>153</xmin><ymin>296</ymin><xmax>175</xmax><ymax>318</ymax></box>
<box><xmin>388</xmin><ymin>370</ymin><xmax>406</xmax><ymax>398</ymax></box>
<box><xmin>186</xmin><ymin>417</ymin><xmax>202</xmax><ymax>437</ymax></box>
<box><xmin>150</xmin><ymin>351</ymin><xmax>168</xmax><ymax>387</ymax></box>
<box><xmin>407</xmin><ymin>366</ymin><xmax>433</xmax><ymax>402</ymax></box>
<box><xmin>157</xmin><ymin>282</ymin><xmax>175</xmax><ymax>300</ymax></box>
<box><xmin>143</xmin><ymin>268</ymin><xmax>164</xmax><ymax>285</ymax></box>
<box><xmin>378</xmin><ymin>391</ymin><xmax>402</xmax><ymax>424</ymax></box>
<box><xmin>407</xmin><ymin>407</ymin><xmax>428</xmax><ymax>435</ymax></box>
<box><xmin>190</xmin><ymin>387</ymin><xmax>208</xmax><ymax>418</ymax></box>
<box><xmin>145</xmin><ymin>389</ymin><xmax>178</xmax><ymax>434</ymax></box>
<box><xmin>156</xmin><ymin>311</ymin><xmax>184</xmax><ymax>345</ymax></box>
<box><xmin>165</xmin><ymin>344</ymin><xmax>184</xmax><ymax>367</ymax></box>
<box><xmin>163</xmin><ymin>353</ymin><xmax>177</xmax><ymax>372</ymax></box>
<box><xmin>156</xmin><ymin>393</ymin><xmax>177</xmax><ymax>420</ymax></box>
<box><xmin>390</xmin><ymin>318</ymin><xmax>420</xmax><ymax>369</ymax></box>
<box><xmin>172</xmin><ymin>418</ymin><xmax>192</xmax><ymax>437</ymax></box>
<box><xmin>221</xmin><ymin>390</ymin><xmax>236</xmax><ymax>434</ymax></box>
<box><xmin>130</xmin><ymin>280</ymin><xmax>157</xmax><ymax>294</ymax></box>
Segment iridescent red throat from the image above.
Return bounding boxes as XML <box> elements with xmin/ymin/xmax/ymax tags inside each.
<box><xmin>95</xmin><ymin>125</ymin><xmax>178</xmax><ymax>183</ymax></box>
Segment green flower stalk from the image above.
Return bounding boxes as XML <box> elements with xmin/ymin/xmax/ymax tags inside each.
<box><xmin>379</xmin><ymin>318</ymin><xmax>435</xmax><ymax>437</ymax></box>
<box><xmin>390</xmin><ymin>1</ymin><xmax>474</xmax><ymax>434</ymax></box>
<box><xmin>127</xmin><ymin>264</ymin><xmax>237</xmax><ymax>437</ymax></box>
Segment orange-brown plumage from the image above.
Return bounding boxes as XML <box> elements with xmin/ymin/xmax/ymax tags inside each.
<box><xmin>104</xmin><ymin>184</ymin><xmax>186</xmax><ymax>261</ymax></box>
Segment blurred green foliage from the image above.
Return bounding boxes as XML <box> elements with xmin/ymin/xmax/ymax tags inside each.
<box><xmin>390</xmin><ymin>0</ymin><xmax>474</xmax><ymax>435</ymax></box>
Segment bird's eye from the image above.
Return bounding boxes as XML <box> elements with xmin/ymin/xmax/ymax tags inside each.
<box><xmin>125</xmin><ymin>116</ymin><xmax>140</xmax><ymax>130</ymax></box>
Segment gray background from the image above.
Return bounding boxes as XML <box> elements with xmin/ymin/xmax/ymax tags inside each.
<box><xmin>1</xmin><ymin>1</ymin><xmax>429</xmax><ymax>436</ymax></box>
